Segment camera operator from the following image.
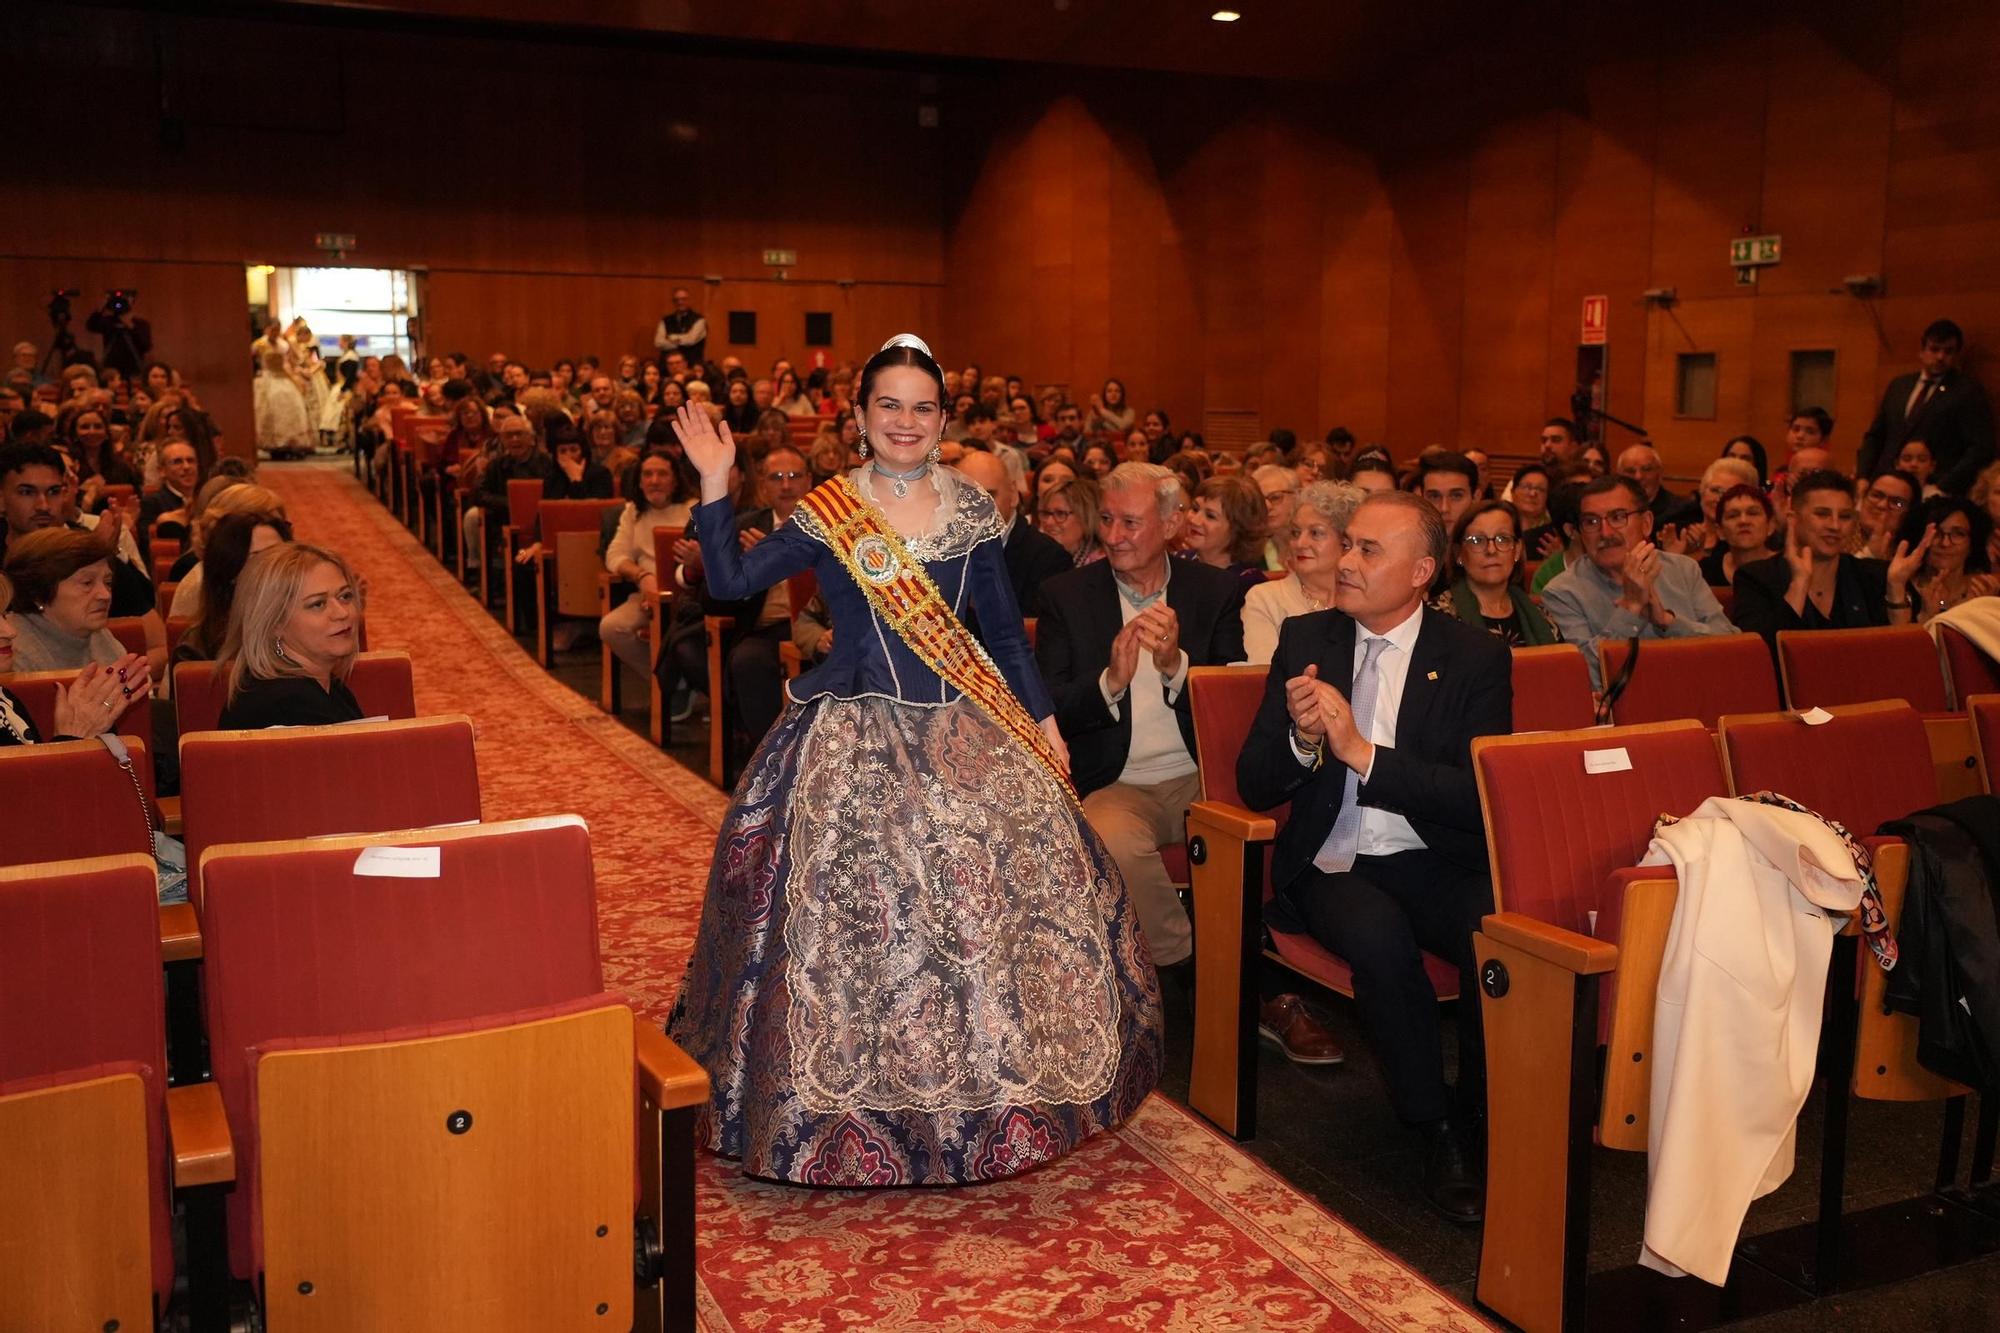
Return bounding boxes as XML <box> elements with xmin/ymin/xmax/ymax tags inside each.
<box><xmin>86</xmin><ymin>290</ymin><xmax>152</xmax><ymax>379</ymax></box>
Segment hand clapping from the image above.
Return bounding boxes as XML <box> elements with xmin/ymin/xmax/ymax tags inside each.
<box><xmin>1285</xmin><ymin>663</ymin><xmax>1369</xmax><ymax>772</ymax></box>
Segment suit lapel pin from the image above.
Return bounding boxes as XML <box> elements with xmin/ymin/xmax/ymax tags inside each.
<box><xmin>1426</xmin><ymin>670</ymin><xmax>1439</xmax><ymax>681</ymax></box>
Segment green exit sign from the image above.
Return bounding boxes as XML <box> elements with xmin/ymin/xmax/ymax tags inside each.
<box><xmin>1729</xmin><ymin>235</ymin><xmax>1782</xmax><ymax>267</ymax></box>
<box><xmin>762</xmin><ymin>249</ymin><xmax>798</xmax><ymax>267</ymax></box>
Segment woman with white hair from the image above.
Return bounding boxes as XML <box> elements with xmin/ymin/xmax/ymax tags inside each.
<box><xmin>1242</xmin><ymin>479</ymin><xmax>1363</xmax><ymax>664</ymax></box>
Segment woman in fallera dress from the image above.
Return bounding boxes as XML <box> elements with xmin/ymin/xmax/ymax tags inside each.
<box><xmin>666</xmin><ymin>334</ymin><xmax>1163</xmax><ymax>1187</ymax></box>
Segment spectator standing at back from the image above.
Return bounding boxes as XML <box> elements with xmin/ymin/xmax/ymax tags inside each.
<box><xmin>654</xmin><ymin>287</ymin><xmax>708</xmax><ymax>370</ymax></box>
<box><xmin>1616</xmin><ymin>443</ymin><xmax>1685</xmax><ymax>530</ymax></box>
<box><xmin>1857</xmin><ymin>318</ymin><xmax>1994</xmax><ymax>493</ymax></box>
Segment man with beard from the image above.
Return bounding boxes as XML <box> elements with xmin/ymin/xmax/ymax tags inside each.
<box><xmin>1540</xmin><ymin>475</ymin><xmax>1737</xmax><ymax>691</ymax></box>
<box><xmin>1538</xmin><ymin>417</ymin><xmax>1584</xmax><ymax>474</ymax></box>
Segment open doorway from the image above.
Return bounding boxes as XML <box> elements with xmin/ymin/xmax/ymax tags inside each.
<box><xmin>245</xmin><ymin>264</ymin><xmax>423</xmax><ymax>458</ymax></box>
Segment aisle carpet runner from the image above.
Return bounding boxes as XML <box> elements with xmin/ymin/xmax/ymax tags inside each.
<box><xmin>268</xmin><ymin>462</ymin><xmax>1488</xmax><ymax>1332</ymax></box>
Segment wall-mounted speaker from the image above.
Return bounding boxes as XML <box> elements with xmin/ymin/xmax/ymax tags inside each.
<box><xmin>805</xmin><ymin>312</ymin><xmax>833</xmax><ymax>347</ymax></box>
<box><xmin>727</xmin><ymin>311</ymin><xmax>756</xmax><ymax>345</ymax></box>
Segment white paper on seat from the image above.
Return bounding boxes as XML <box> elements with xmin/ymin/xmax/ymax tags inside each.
<box><xmin>352</xmin><ymin>846</ymin><xmax>442</xmax><ymax>878</ymax></box>
<box><xmin>1798</xmin><ymin>707</ymin><xmax>1834</xmax><ymax>726</ymax></box>
<box><xmin>1583</xmin><ymin>746</ymin><xmax>1633</xmax><ymax>774</ymax></box>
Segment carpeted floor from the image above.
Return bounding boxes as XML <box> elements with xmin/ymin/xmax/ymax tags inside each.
<box><xmin>264</xmin><ymin>460</ymin><xmax>1491</xmax><ymax>1332</ymax></box>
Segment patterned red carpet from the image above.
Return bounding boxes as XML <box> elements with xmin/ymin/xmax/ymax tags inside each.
<box><xmin>267</xmin><ymin>461</ymin><xmax>1489</xmax><ymax>1332</ymax></box>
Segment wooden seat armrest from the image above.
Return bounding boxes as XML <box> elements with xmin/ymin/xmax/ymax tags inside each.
<box><xmin>635</xmin><ymin>1026</ymin><xmax>711</xmax><ymax>1112</ymax></box>
<box><xmin>158</xmin><ymin>793</ymin><xmax>182</xmax><ymax>837</ymax></box>
<box><xmin>1186</xmin><ymin>799</ymin><xmax>1276</xmax><ymax>844</ymax></box>
<box><xmin>159</xmin><ymin>902</ymin><xmax>203</xmax><ymax>962</ymax></box>
<box><xmin>167</xmin><ymin>1082</ymin><xmax>235</xmax><ymax>1187</ymax></box>
<box><xmin>1481</xmin><ymin>911</ymin><xmax>1618</xmax><ymax>975</ymax></box>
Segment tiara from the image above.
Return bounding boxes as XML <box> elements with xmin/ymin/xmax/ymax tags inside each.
<box><xmin>878</xmin><ymin>333</ymin><xmax>935</xmax><ymax>358</ymax></box>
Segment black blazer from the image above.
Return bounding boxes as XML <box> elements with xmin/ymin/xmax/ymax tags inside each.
<box><xmin>1002</xmin><ymin>518</ymin><xmax>1073</xmax><ymax>619</ymax></box>
<box><xmin>1035</xmin><ymin>559</ymin><xmax>1248</xmax><ymax>799</ymax></box>
<box><xmin>1858</xmin><ymin>369</ymin><xmax>1995</xmax><ymax>493</ymax></box>
<box><xmin>1730</xmin><ymin>553</ymin><xmax>1888</xmax><ymax>651</ymax></box>
<box><xmin>694</xmin><ymin>505</ymin><xmax>777</xmax><ymax>628</ymax></box>
<box><xmin>1237</xmin><ymin>606</ymin><xmax>1512</xmax><ymax>895</ymax></box>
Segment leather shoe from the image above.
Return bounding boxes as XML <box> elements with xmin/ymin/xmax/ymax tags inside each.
<box><xmin>1421</xmin><ymin>1117</ymin><xmax>1484</xmax><ymax>1225</ymax></box>
<box><xmin>1258</xmin><ymin>994</ymin><xmax>1344</xmax><ymax>1066</ymax></box>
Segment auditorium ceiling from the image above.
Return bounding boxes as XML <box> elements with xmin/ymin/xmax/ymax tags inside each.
<box><xmin>273</xmin><ymin>0</ymin><xmax>1532</xmax><ymax>82</ymax></box>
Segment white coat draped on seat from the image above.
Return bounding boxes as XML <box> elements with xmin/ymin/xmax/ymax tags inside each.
<box><xmin>1637</xmin><ymin>796</ymin><xmax>1863</xmax><ymax>1284</ymax></box>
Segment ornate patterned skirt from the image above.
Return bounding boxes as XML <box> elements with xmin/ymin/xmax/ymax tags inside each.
<box><xmin>667</xmin><ymin>694</ymin><xmax>1164</xmax><ymax>1186</ymax></box>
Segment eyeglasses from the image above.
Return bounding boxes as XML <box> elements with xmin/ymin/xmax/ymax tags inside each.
<box><xmin>1037</xmin><ymin>507</ymin><xmax>1074</xmax><ymax>522</ymax></box>
<box><xmin>1461</xmin><ymin>533</ymin><xmax>1519</xmax><ymax>552</ymax></box>
<box><xmin>766</xmin><ymin>471</ymin><xmax>807</xmax><ymax>482</ymax></box>
<box><xmin>1866</xmin><ymin>492</ymin><xmax>1911</xmax><ymax>510</ymax></box>
<box><xmin>1577</xmin><ymin>509</ymin><xmax>1637</xmax><ymax>531</ymax></box>
<box><xmin>1933</xmin><ymin>527</ymin><xmax>1972</xmax><ymax>545</ymax></box>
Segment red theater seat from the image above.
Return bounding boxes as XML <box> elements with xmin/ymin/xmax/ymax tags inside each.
<box><xmin>1600</xmin><ymin>633</ymin><xmax>1779</xmax><ymax>728</ymax></box>
<box><xmin>1</xmin><ymin>666</ymin><xmax>151</xmax><ymax>740</ymax></box>
<box><xmin>0</xmin><ymin>854</ymin><xmax>183</xmax><ymax>1328</ymax></box>
<box><xmin>1472</xmin><ymin>720</ymin><xmax>1728</xmax><ymax>1332</ymax></box>
<box><xmin>1975</xmin><ymin>694</ymin><xmax>2000</xmax><ymax>792</ymax></box>
<box><xmin>1511</xmin><ymin>644</ymin><xmax>1596</xmax><ymax>732</ymax></box>
<box><xmin>172</xmin><ymin>650</ymin><xmax>417</xmax><ymax>739</ymax></box>
<box><xmin>531</xmin><ymin>497</ymin><xmax>626</xmax><ymax>666</ymax></box>
<box><xmin>198</xmin><ymin>817</ymin><xmax>707</xmax><ymax>1329</ymax></box>
<box><xmin>178</xmin><ymin>713</ymin><xmax>480</xmax><ymax>905</ymax></box>
<box><xmin>1777</xmin><ymin>625</ymin><xmax>1949</xmax><ymax>713</ymax></box>
<box><xmin>1940</xmin><ymin>625</ymin><xmax>2000</xmax><ymax>707</ymax></box>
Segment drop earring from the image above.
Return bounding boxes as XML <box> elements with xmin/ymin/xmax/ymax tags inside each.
<box><xmin>858</xmin><ymin>429</ymin><xmax>871</xmax><ymax>459</ymax></box>
<box><xmin>274</xmin><ymin>636</ymin><xmax>290</xmax><ymax>662</ymax></box>
<box><xmin>926</xmin><ymin>442</ymin><xmax>941</xmax><ymax>465</ymax></box>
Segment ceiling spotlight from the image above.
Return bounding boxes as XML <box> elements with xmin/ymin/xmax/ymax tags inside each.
<box><xmin>1211</xmin><ymin>9</ymin><xmax>1241</xmax><ymax>20</ymax></box>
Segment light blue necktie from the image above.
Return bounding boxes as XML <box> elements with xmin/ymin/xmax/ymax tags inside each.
<box><xmin>1315</xmin><ymin>635</ymin><xmax>1390</xmax><ymax>873</ymax></box>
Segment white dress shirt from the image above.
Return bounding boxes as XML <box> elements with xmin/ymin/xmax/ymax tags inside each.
<box><xmin>1291</xmin><ymin>602</ymin><xmax>1427</xmax><ymax>859</ymax></box>
<box><xmin>1099</xmin><ymin>559</ymin><xmax>1194</xmax><ymax>786</ymax></box>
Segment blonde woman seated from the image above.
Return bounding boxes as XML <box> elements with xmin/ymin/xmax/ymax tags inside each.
<box><xmin>1242</xmin><ymin>480</ymin><xmax>1363</xmax><ymax>664</ymax></box>
<box><xmin>216</xmin><ymin>543</ymin><xmax>365</xmax><ymax>730</ymax></box>
<box><xmin>1432</xmin><ymin>501</ymin><xmax>1560</xmax><ymax>648</ymax></box>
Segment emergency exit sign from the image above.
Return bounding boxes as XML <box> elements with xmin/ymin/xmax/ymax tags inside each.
<box><xmin>1580</xmin><ymin>294</ymin><xmax>1609</xmax><ymax>345</ymax></box>
<box><xmin>1729</xmin><ymin>235</ymin><xmax>1782</xmax><ymax>267</ymax></box>
<box><xmin>762</xmin><ymin>249</ymin><xmax>798</xmax><ymax>267</ymax></box>
<box><xmin>314</xmin><ymin>232</ymin><xmax>357</xmax><ymax>252</ymax></box>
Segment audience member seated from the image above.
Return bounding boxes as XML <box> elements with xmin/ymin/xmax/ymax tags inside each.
<box><xmin>1035</xmin><ymin>474</ymin><xmax>1104</xmax><ymax>567</ymax></box>
<box><xmin>1540</xmin><ymin>475</ymin><xmax>1737</xmax><ymax>690</ymax></box>
<box><xmin>1434</xmin><ymin>501</ymin><xmax>1559</xmax><ymax>647</ymax></box>
<box><xmin>1529</xmin><ymin>479</ymin><xmax>1586</xmax><ymax>595</ymax></box>
<box><xmin>1617</xmin><ymin>442</ymin><xmax>1684</xmax><ymax>529</ymax></box>
<box><xmin>1237</xmin><ymin>490</ymin><xmax>1511</xmax><ymax>1223</ymax></box>
<box><xmin>173</xmin><ymin>512</ymin><xmax>293</xmax><ymax>664</ymax></box>
<box><xmin>139</xmin><ymin>439</ymin><xmax>200</xmax><ymax>556</ymax></box>
<box><xmin>1977</xmin><ymin>460</ymin><xmax>2000</xmax><ymax>568</ymax></box>
<box><xmin>1721</xmin><ymin>433</ymin><xmax>1770</xmax><ymax>487</ymax></box>
<box><xmin>462</xmin><ymin>414</ymin><xmax>552</xmax><ymax>573</ymax></box>
<box><xmin>0</xmin><ymin>568</ymin><xmax>141</xmax><ymax>742</ymax></box>
<box><xmin>1347</xmin><ymin>455</ymin><xmax>1399</xmax><ymax>493</ymax></box>
<box><xmin>1699</xmin><ymin>483</ymin><xmax>1777</xmax><ymax>588</ymax></box>
<box><xmin>1243</xmin><ymin>481</ymin><xmax>1362</xmax><ymax>665</ymax></box>
<box><xmin>168</xmin><ymin>482</ymin><xmax>287</xmax><ymax>619</ymax></box>
<box><xmin>2</xmin><ymin>526</ymin><xmax>137</xmax><ymax>673</ymax></box>
<box><xmin>1897</xmin><ymin>495</ymin><xmax>1997</xmax><ymax>624</ymax></box>
<box><xmin>1086</xmin><ymin>377</ymin><xmax>1135</xmax><ymax>435</ymax></box>
<box><xmin>542</xmin><ymin>422</ymin><xmax>614</xmax><ymax>501</ymax></box>
<box><xmin>599</xmin><ymin>452</ymin><xmax>693</xmax><ymax>680</ymax></box>
<box><xmin>1663</xmin><ymin>456</ymin><xmax>1760</xmax><ymax>561</ymax></box>
<box><xmin>1507</xmin><ymin>463</ymin><xmax>1555</xmax><ymax>559</ymax></box>
<box><xmin>1537</xmin><ymin>416</ymin><xmax>1584</xmax><ymax>474</ymax></box>
<box><xmin>1418</xmin><ymin>452</ymin><xmax>1479</xmax><ymax>545</ymax></box>
<box><xmin>1036</xmin><ymin>462</ymin><xmax>1248</xmax><ymax>979</ymax></box>
<box><xmin>1894</xmin><ymin>438</ymin><xmax>1943</xmax><ymax>499</ymax></box>
<box><xmin>955</xmin><ymin>450</ymin><xmax>1068</xmax><ymax>620</ymax></box>
<box><xmin>1179</xmin><ymin>475</ymin><xmax>1270</xmax><ymax>594</ymax></box>
<box><xmin>1252</xmin><ymin>465</ymin><xmax>1302</xmax><ymax>571</ymax></box>
<box><xmin>1851</xmin><ymin>469</ymin><xmax>1922</xmax><ymax>559</ymax></box>
<box><xmin>215</xmin><ymin>542</ymin><xmax>364</xmax><ymax>729</ymax></box>
<box><xmin>1857</xmin><ymin>317</ymin><xmax>1992</xmax><ymax>493</ymax></box>
<box><xmin>1732</xmin><ymin>470</ymin><xmax>1901</xmax><ymax>649</ymax></box>
<box><xmin>657</xmin><ymin>446</ymin><xmax>809</xmax><ymax>748</ymax></box>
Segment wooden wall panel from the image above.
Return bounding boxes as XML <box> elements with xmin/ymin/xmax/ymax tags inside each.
<box><xmin>1458</xmin><ymin>118</ymin><xmax>1558</xmax><ymax>452</ymax></box>
<box><xmin>1383</xmin><ymin>153</ymin><xmax>1470</xmax><ymax>450</ymax></box>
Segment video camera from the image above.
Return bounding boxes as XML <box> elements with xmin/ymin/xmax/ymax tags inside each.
<box><xmin>103</xmin><ymin>289</ymin><xmax>138</xmax><ymax>319</ymax></box>
<box><xmin>48</xmin><ymin>288</ymin><xmax>81</xmax><ymax>324</ymax></box>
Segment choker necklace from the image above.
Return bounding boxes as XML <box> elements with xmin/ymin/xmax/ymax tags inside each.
<box><xmin>870</xmin><ymin>460</ymin><xmax>930</xmax><ymax>500</ymax></box>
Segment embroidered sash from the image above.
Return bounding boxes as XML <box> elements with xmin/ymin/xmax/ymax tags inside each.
<box><xmin>798</xmin><ymin>476</ymin><xmax>1073</xmax><ymax>797</ymax></box>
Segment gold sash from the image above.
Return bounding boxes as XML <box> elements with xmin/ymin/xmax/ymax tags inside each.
<box><xmin>797</xmin><ymin>476</ymin><xmax>1073</xmax><ymax>798</ymax></box>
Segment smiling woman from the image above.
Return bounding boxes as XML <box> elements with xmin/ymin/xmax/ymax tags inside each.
<box><xmin>216</xmin><ymin>541</ymin><xmax>367</xmax><ymax>729</ymax></box>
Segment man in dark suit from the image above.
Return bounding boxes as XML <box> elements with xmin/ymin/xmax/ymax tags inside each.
<box><xmin>1857</xmin><ymin>318</ymin><xmax>1995</xmax><ymax>493</ymax></box>
<box><xmin>1237</xmin><ymin>490</ymin><xmax>1512</xmax><ymax>1223</ymax></box>
<box><xmin>957</xmin><ymin>449</ymin><xmax>1069</xmax><ymax>619</ymax></box>
<box><xmin>1732</xmin><ymin>469</ymin><xmax>1893</xmax><ymax>654</ymax></box>
<box><xmin>1036</xmin><ymin>462</ymin><xmax>1247</xmax><ymax>976</ymax></box>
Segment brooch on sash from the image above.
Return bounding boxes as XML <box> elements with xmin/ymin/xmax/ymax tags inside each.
<box><xmin>854</xmin><ymin>535</ymin><xmax>900</xmax><ymax>584</ymax></box>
